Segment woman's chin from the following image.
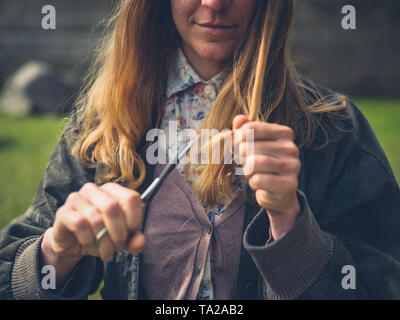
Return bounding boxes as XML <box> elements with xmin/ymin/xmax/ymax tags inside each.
<box><xmin>194</xmin><ymin>43</ymin><xmax>236</xmax><ymax>62</ymax></box>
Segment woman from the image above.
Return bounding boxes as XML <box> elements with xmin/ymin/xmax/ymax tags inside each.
<box><xmin>0</xmin><ymin>0</ymin><xmax>399</xmax><ymax>300</ymax></box>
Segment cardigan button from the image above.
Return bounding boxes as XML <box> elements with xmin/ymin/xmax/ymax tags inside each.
<box><xmin>205</xmin><ymin>224</ymin><xmax>212</xmax><ymax>235</ymax></box>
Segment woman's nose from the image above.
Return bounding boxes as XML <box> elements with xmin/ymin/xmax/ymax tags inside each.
<box><xmin>201</xmin><ymin>0</ymin><xmax>230</xmax><ymax>11</ymax></box>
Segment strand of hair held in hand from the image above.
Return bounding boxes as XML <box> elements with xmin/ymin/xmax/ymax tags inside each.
<box><xmin>199</xmin><ymin>6</ymin><xmax>270</xmax><ymax>155</ymax></box>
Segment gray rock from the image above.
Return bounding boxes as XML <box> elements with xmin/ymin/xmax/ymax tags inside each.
<box><xmin>1</xmin><ymin>61</ymin><xmax>73</xmax><ymax>116</ymax></box>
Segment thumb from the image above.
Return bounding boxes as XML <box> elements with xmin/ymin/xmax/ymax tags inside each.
<box><xmin>233</xmin><ymin>114</ymin><xmax>249</xmax><ymax>131</ymax></box>
<box><xmin>125</xmin><ymin>231</ymin><xmax>146</xmax><ymax>254</ymax></box>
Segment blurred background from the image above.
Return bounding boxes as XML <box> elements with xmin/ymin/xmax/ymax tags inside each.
<box><xmin>0</xmin><ymin>0</ymin><xmax>399</xmax><ymax>228</ymax></box>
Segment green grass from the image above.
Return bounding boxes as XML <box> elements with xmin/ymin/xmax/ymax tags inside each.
<box><xmin>352</xmin><ymin>98</ymin><xmax>400</xmax><ymax>182</ymax></box>
<box><xmin>0</xmin><ymin>111</ymin><xmax>68</xmax><ymax>228</ymax></box>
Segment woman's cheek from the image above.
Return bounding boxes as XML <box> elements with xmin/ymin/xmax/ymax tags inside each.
<box><xmin>170</xmin><ymin>0</ymin><xmax>197</xmax><ymax>37</ymax></box>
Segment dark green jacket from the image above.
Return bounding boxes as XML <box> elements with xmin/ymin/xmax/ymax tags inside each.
<box><xmin>0</xmin><ymin>84</ymin><xmax>399</xmax><ymax>300</ymax></box>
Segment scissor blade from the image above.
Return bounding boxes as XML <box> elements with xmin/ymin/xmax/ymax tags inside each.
<box><xmin>140</xmin><ymin>135</ymin><xmax>199</xmax><ymax>202</ymax></box>
<box><xmin>176</xmin><ymin>135</ymin><xmax>199</xmax><ymax>163</ymax></box>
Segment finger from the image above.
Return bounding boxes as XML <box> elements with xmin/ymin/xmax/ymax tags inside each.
<box><xmin>125</xmin><ymin>231</ymin><xmax>147</xmax><ymax>254</ymax></box>
<box><xmin>255</xmin><ymin>189</ymin><xmax>275</xmax><ymax>209</ymax></box>
<box><xmin>244</xmin><ymin>154</ymin><xmax>301</xmax><ymax>176</ymax></box>
<box><xmin>79</xmin><ymin>183</ymin><xmax>128</xmax><ymax>249</ymax></box>
<box><xmin>100</xmin><ymin>183</ymin><xmax>143</xmax><ymax>231</ymax></box>
<box><xmin>55</xmin><ymin>206</ymin><xmax>94</xmax><ymax>247</ymax></box>
<box><xmin>248</xmin><ymin>173</ymin><xmax>298</xmax><ymax>195</ymax></box>
<box><xmin>237</xmin><ymin>122</ymin><xmax>294</xmax><ymax>142</ymax></box>
<box><xmin>80</xmin><ymin>208</ymin><xmax>117</xmax><ymax>262</ymax></box>
<box><xmin>255</xmin><ymin>189</ymin><xmax>299</xmax><ymax>217</ymax></box>
<box><xmin>65</xmin><ymin>192</ymin><xmax>102</xmax><ymax>241</ymax></box>
<box><xmin>96</xmin><ymin>232</ymin><xmax>118</xmax><ymax>263</ymax></box>
<box><xmin>239</xmin><ymin>140</ymin><xmax>300</xmax><ymax>159</ymax></box>
<box><xmin>233</xmin><ymin>116</ymin><xmax>252</xmax><ymax>161</ymax></box>
<box><xmin>233</xmin><ymin>114</ymin><xmax>249</xmax><ymax>131</ymax></box>
<box><xmin>66</xmin><ymin>191</ymin><xmax>118</xmax><ymax>260</ymax></box>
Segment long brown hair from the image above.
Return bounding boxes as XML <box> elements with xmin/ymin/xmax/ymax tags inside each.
<box><xmin>71</xmin><ymin>0</ymin><xmax>346</xmax><ymax>207</ymax></box>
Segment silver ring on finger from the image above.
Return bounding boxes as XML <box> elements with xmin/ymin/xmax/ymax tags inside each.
<box><xmin>95</xmin><ymin>227</ymin><xmax>108</xmax><ymax>247</ymax></box>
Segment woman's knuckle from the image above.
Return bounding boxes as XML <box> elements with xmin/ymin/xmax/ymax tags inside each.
<box><xmin>277</xmin><ymin>143</ymin><xmax>287</xmax><ymax>155</ymax></box>
<box><xmin>291</xmin><ymin>146</ymin><xmax>300</xmax><ymax>158</ymax></box>
<box><xmin>284</xmin><ymin>161</ymin><xmax>294</xmax><ymax>172</ymax></box>
<box><xmin>103</xmin><ymin>201</ymin><xmax>120</xmax><ymax>216</ymax></box>
<box><xmin>288</xmin><ymin>160</ymin><xmax>297</xmax><ymax>172</ymax></box>
<box><xmin>249</xmin><ymin>155</ymin><xmax>259</xmax><ymax>168</ymax></box>
<box><xmin>72</xmin><ymin>216</ymin><xmax>87</xmax><ymax>232</ymax></box>
<box><xmin>259</xmin><ymin>156</ymin><xmax>270</xmax><ymax>168</ymax></box>
<box><xmin>249</xmin><ymin>174</ymin><xmax>260</xmax><ymax>189</ymax></box>
<box><xmin>56</xmin><ymin>205</ymin><xmax>67</xmax><ymax>216</ymax></box>
<box><xmin>280</xmin><ymin>141</ymin><xmax>297</xmax><ymax>157</ymax></box>
<box><xmin>90</xmin><ymin>214</ymin><xmax>104</xmax><ymax>230</ymax></box>
<box><xmin>125</xmin><ymin>191</ymin><xmax>141</xmax><ymax>206</ymax></box>
<box><xmin>103</xmin><ymin>182</ymin><xmax>115</xmax><ymax>188</ymax></box>
<box><xmin>288</xmin><ymin>141</ymin><xmax>299</xmax><ymax>155</ymax></box>
<box><xmin>257</xmin><ymin>189</ymin><xmax>269</xmax><ymax>203</ymax></box>
<box><xmin>282</xmin><ymin>159</ymin><xmax>298</xmax><ymax>173</ymax></box>
<box><xmin>287</xmin><ymin>127</ymin><xmax>294</xmax><ymax>139</ymax></box>
<box><xmin>248</xmin><ymin>177</ymin><xmax>255</xmax><ymax>189</ymax></box>
<box><xmin>283</xmin><ymin>140</ymin><xmax>293</xmax><ymax>149</ymax></box>
<box><xmin>279</xmin><ymin>126</ymin><xmax>294</xmax><ymax>139</ymax></box>
<box><xmin>54</xmin><ymin>207</ymin><xmax>67</xmax><ymax>225</ymax></box>
<box><xmin>85</xmin><ymin>206</ymin><xmax>98</xmax><ymax>218</ymax></box>
<box><xmin>66</xmin><ymin>192</ymin><xmax>79</xmax><ymax>204</ymax></box>
<box><xmin>81</xmin><ymin>182</ymin><xmax>97</xmax><ymax>193</ymax></box>
<box><xmin>244</xmin><ymin>156</ymin><xmax>255</xmax><ymax>175</ymax></box>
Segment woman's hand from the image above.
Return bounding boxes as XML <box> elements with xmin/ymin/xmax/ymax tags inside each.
<box><xmin>41</xmin><ymin>182</ymin><xmax>146</xmax><ymax>285</ymax></box>
<box><xmin>233</xmin><ymin>115</ymin><xmax>301</xmax><ymax>241</ymax></box>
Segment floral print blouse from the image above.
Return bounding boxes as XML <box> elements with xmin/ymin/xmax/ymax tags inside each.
<box><xmin>160</xmin><ymin>48</ymin><xmax>241</xmax><ymax>300</ymax></box>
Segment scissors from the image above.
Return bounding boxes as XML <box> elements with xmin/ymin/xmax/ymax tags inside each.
<box><xmin>94</xmin><ymin>135</ymin><xmax>199</xmax><ymax>259</ymax></box>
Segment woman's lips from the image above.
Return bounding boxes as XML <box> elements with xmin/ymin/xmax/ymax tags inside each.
<box><xmin>196</xmin><ymin>23</ymin><xmax>237</xmax><ymax>36</ymax></box>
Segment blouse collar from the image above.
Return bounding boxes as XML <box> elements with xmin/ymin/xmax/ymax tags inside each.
<box><xmin>166</xmin><ymin>47</ymin><xmax>231</xmax><ymax>99</ymax></box>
